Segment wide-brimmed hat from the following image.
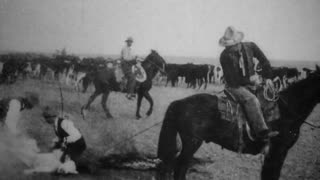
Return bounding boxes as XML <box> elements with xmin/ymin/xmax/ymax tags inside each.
<box><xmin>24</xmin><ymin>91</ymin><xmax>39</xmax><ymax>106</ymax></box>
<box><xmin>219</xmin><ymin>26</ymin><xmax>244</xmax><ymax>47</ymax></box>
<box><xmin>125</xmin><ymin>37</ymin><xmax>134</xmax><ymax>42</ymax></box>
<box><xmin>136</xmin><ymin>56</ymin><xmax>144</xmax><ymax>62</ymax></box>
<box><xmin>42</xmin><ymin>106</ymin><xmax>58</xmax><ymax>119</ymax></box>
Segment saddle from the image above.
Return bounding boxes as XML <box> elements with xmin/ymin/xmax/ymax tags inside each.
<box><xmin>113</xmin><ymin>61</ymin><xmax>147</xmax><ymax>92</ymax></box>
<box><xmin>217</xmin><ymin>87</ymin><xmax>280</xmax><ymax>152</ymax></box>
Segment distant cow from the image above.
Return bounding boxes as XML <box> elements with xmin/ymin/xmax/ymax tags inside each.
<box><xmin>165</xmin><ymin>63</ymin><xmax>213</xmax><ymax>89</ymax></box>
<box><xmin>0</xmin><ymin>59</ymin><xmax>29</xmax><ymax>84</ymax></box>
<box><xmin>215</xmin><ymin>66</ymin><xmax>224</xmax><ymax>84</ymax></box>
<box><xmin>256</xmin><ymin>64</ymin><xmax>300</xmax><ymax>90</ymax></box>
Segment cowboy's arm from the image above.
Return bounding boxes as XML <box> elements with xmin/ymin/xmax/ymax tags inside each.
<box><xmin>251</xmin><ymin>42</ymin><xmax>272</xmax><ymax>79</ymax></box>
<box><xmin>220</xmin><ymin>53</ymin><xmax>241</xmax><ymax>87</ymax></box>
<box><xmin>120</xmin><ymin>48</ymin><xmax>126</xmax><ymax>60</ymax></box>
<box><xmin>61</xmin><ymin>120</ymin><xmax>81</xmax><ymax>143</ymax></box>
<box><xmin>5</xmin><ymin>99</ymin><xmax>21</xmax><ymax>134</ymax></box>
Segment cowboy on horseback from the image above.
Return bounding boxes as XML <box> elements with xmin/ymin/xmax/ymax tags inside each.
<box><xmin>219</xmin><ymin>26</ymin><xmax>279</xmax><ymax>141</ymax></box>
<box><xmin>120</xmin><ymin>36</ymin><xmax>139</xmax><ymax>100</ymax></box>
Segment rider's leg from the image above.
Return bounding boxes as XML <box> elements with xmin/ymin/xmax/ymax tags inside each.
<box><xmin>121</xmin><ymin>62</ymin><xmax>136</xmax><ymax>99</ymax></box>
<box><xmin>227</xmin><ymin>87</ymin><xmax>278</xmax><ymax>139</ymax></box>
<box><xmin>127</xmin><ymin>73</ymin><xmax>136</xmax><ymax>96</ymax></box>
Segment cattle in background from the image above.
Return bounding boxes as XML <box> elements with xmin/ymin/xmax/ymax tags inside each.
<box><xmin>214</xmin><ymin>66</ymin><xmax>224</xmax><ymax>84</ymax></box>
<box><xmin>191</xmin><ymin>64</ymin><xmax>211</xmax><ymax>89</ymax></box>
<box><xmin>165</xmin><ymin>63</ymin><xmax>215</xmax><ymax>89</ymax></box>
<box><xmin>70</xmin><ymin>57</ymin><xmax>110</xmax><ymax>91</ymax></box>
<box><xmin>0</xmin><ymin>58</ymin><xmax>29</xmax><ymax>84</ymax></box>
<box><xmin>207</xmin><ymin>65</ymin><xmax>215</xmax><ymax>83</ymax></box>
<box><xmin>165</xmin><ymin>63</ymin><xmax>180</xmax><ymax>87</ymax></box>
<box><xmin>256</xmin><ymin>63</ymin><xmax>301</xmax><ymax>91</ymax></box>
<box><xmin>153</xmin><ymin>71</ymin><xmax>166</xmax><ymax>86</ymax></box>
<box><xmin>302</xmin><ymin>67</ymin><xmax>315</xmax><ymax>78</ymax></box>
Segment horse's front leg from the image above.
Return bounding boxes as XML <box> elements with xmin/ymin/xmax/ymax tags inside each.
<box><xmin>144</xmin><ymin>91</ymin><xmax>153</xmax><ymax>116</ymax></box>
<box><xmin>157</xmin><ymin>161</ymin><xmax>174</xmax><ymax>180</ymax></box>
<box><xmin>261</xmin><ymin>145</ymin><xmax>289</xmax><ymax>180</ymax></box>
<box><xmin>81</xmin><ymin>91</ymin><xmax>100</xmax><ymax>117</ymax></box>
<box><xmin>101</xmin><ymin>91</ymin><xmax>113</xmax><ymax>119</ymax></box>
<box><xmin>136</xmin><ymin>92</ymin><xmax>143</xmax><ymax>119</ymax></box>
<box><xmin>174</xmin><ymin>137</ymin><xmax>202</xmax><ymax>180</ymax></box>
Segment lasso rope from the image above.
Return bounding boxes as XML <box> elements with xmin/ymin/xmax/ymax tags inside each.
<box><xmin>105</xmin><ymin>121</ymin><xmax>163</xmax><ymax>154</ymax></box>
<box><xmin>58</xmin><ymin>80</ymin><xmax>64</xmax><ymax>116</ymax></box>
<box><xmin>263</xmin><ymin>81</ymin><xmax>279</xmax><ymax>102</ymax></box>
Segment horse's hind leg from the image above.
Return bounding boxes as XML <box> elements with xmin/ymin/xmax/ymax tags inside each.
<box><xmin>174</xmin><ymin>136</ymin><xmax>202</xmax><ymax>180</ymax></box>
<box><xmin>81</xmin><ymin>90</ymin><xmax>100</xmax><ymax>117</ymax></box>
<box><xmin>144</xmin><ymin>91</ymin><xmax>153</xmax><ymax>116</ymax></box>
<box><xmin>101</xmin><ymin>91</ymin><xmax>113</xmax><ymax>119</ymax></box>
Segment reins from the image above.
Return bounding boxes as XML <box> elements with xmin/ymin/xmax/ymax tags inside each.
<box><xmin>303</xmin><ymin>121</ymin><xmax>320</xmax><ymax>128</ymax></box>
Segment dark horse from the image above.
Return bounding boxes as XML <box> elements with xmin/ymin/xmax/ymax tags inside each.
<box><xmin>157</xmin><ymin>66</ymin><xmax>320</xmax><ymax>180</ymax></box>
<box><xmin>81</xmin><ymin>50</ymin><xmax>166</xmax><ymax>119</ymax></box>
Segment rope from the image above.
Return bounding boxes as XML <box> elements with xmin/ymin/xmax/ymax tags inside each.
<box><xmin>105</xmin><ymin>121</ymin><xmax>163</xmax><ymax>154</ymax></box>
<box><xmin>263</xmin><ymin>81</ymin><xmax>279</xmax><ymax>102</ymax></box>
<box><xmin>58</xmin><ymin>80</ymin><xmax>64</xmax><ymax>115</ymax></box>
<box><xmin>303</xmin><ymin>121</ymin><xmax>320</xmax><ymax>129</ymax></box>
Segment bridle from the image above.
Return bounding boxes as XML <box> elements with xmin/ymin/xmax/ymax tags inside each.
<box><xmin>144</xmin><ymin>55</ymin><xmax>166</xmax><ymax>74</ymax></box>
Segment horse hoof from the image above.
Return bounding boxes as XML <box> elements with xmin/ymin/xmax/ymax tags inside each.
<box><xmin>136</xmin><ymin>115</ymin><xmax>142</xmax><ymax>120</ymax></box>
<box><xmin>106</xmin><ymin>114</ymin><xmax>114</xmax><ymax>119</ymax></box>
<box><xmin>146</xmin><ymin>111</ymin><xmax>152</xmax><ymax>116</ymax></box>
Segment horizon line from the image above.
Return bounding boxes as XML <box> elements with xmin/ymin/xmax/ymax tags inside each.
<box><xmin>0</xmin><ymin>49</ymin><xmax>318</xmax><ymax>63</ymax></box>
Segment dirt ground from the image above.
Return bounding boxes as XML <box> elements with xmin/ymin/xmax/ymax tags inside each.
<box><xmin>0</xmin><ymin>79</ymin><xmax>319</xmax><ymax>180</ymax></box>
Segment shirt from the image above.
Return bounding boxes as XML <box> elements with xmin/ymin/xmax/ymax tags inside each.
<box><xmin>54</xmin><ymin>116</ymin><xmax>81</xmax><ymax>143</ymax></box>
<box><xmin>121</xmin><ymin>46</ymin><xmax>136</xmax><ymax>61</ymax></box>
<box><xmin>220</xmin><ymin>42</ymin><xmax>272</xmax><ymax>88</ymax></box>
<box><xmin>5</xmin><ymin>99</ymin><xmax>21</xmax><ymax>135</ymax></box>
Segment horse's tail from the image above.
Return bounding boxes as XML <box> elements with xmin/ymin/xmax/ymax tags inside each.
<box><xmin>157</xmin><ymin>101</ymin><xmax>179</xmax><ymax>163</ymax></box>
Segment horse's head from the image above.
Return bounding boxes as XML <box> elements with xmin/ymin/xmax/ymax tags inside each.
<box><xmin>298</xmin><ymin>65</ymin><xmax>320</xmax><ymax>102</ymax></box>
<box><xmin>144</xmin><ymin>50</ymin><xmax>166</xmax><ymax>73</ymax></box>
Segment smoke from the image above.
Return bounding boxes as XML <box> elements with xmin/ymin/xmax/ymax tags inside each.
<box><xmin>0</xmin><ymin>128</ymin><xmax>40</xmax><ymax>175</ymax></box>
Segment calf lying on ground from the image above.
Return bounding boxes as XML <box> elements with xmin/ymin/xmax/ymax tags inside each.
<box><xmin>23</xmin><ymin>148</ymin><xmax>78</xmax><ymax>175</ymax></box>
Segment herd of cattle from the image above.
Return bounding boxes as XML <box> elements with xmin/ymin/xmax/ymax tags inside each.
<box><xmin>0</xmin><ymin>53</ymin><xmax>316</xmax><ymax>91</ymax></box>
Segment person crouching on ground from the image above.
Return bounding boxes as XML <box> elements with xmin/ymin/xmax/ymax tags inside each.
<box><xmin>0</xmin><ymin>92</ymin><xmax>39</xmax><ymax>135</ymax></box>
<box><xmin>42</xmin><ymin>107</ymin><xmax>86</xmax><ymax>169</ymax></box>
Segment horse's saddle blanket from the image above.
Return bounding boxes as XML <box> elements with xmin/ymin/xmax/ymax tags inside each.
<box><xmin>217</xmin><ymin>90</ymin><xmax>280</xmax><ymax>123</ymax></box>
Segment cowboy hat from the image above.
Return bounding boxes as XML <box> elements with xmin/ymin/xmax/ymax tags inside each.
<box><xmin>125</xmin><ymin>37</ymin><xmax>134</xmax><ymax>42</ymax></box>
<box><xmin>24</xmin><ymin>91</ymin><xmax>39</xmax><ymax>106</ymax></box>
<box><xmin>42</xmin><ymin>106</ymin><xmax>58</xmax><ymax>119</ymax></box>
<box><xmin>219</xmin><ymin>26</ymin><xmax>244</xmax><ymax>47</ymax></box>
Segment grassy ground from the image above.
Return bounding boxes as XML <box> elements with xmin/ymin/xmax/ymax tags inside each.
<box><xmin>0</xmin><ymin>79</ymin><xmax>319</xmax><ymax>180</ymax></box>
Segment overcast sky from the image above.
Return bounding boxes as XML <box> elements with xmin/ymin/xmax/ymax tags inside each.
<box><xmin>0</xmin><ymin>0</ymin><xmax>320</xmax><ymax>61</ymax></box>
